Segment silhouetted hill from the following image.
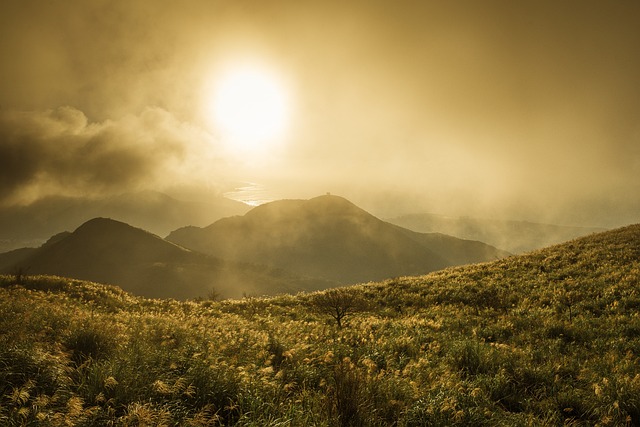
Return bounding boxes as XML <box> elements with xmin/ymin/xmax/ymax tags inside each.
<box><xmin>167</xmin><ymin>195</ymin><xmax>509</xmax><ymax>284</ymax></box>
<box><xmin>0</xmin><ymin>191</ymin><xmax>250</xmax><ymax>252</ymax></box>
<box><xmin>1</xmin><ymin>217</ymin><xmax>335</xmax><ymax>299</ymax></box>
<box><xmin>387</xmin><ymin>212</ymin><xmax>606</xmax><ymax>253</ymax></box>
<box><xmin>0</xmin><ymin>232</ymin><xmax>73</xmax><ymax>271</ymax></box>
<box><xmin>391</xmin><ymin>225</ymin><xmax>513</xmax><ymax>266</ymax></box>
<box><xmin>0</xmin><ymin>247</ymin><xmax>36</xmax><ymax>271</ymax></box>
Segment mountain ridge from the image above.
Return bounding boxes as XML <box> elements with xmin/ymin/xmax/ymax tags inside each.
<box><xmin>0</xmin><ymin>191</ymin><xmax>251</xmax><ymax>252</ymax></box>
<box><xmin>1</xmin><ymin>217</ymin><xmax>335</xmax><ymax>299</ymax></box>
<box><xmin>167</xmin><ymin>194</ymin><xmax>509</xmax><ymax>284</ymax></box>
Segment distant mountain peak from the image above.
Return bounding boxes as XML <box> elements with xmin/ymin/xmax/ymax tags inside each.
<box><xmin>42</xmin><ymin>231</ymin><xmax>72</xmax><ymax>248</ymax></box>
<box><xmin>306</xmin><ymin>194</ymin><xmax>367</xmax><ymax>212</ymax></box>
<box><xmin>0</xmin><ymin>191</ymin><xmax>251</xmax><ymax>252</ymax></box>
<box><xmin>75</xmin><ymin>217</ymin><xmax>130</xmax><ymax>230</ymax></box>
<box><xmin>167</xmin><ymin>194</ymin><xmax>507</xmax><ymax>284</ymax></box>
<box><xmin>243</xmin><ymin>194</ymin><xmax>370</xmax><ymax>221</ymax></box>
<box><xmin>1</xmin><ymin>216</ymin><xmax>333</xmax><ymax>299</ymax></box>
<box><xmin>68</xmin><ymin>217</ymin><xmax>190</xmax><ymax>255</ymax></box>
<box><xmin>308</xmin><ymin>193</ymin><xmax>356</xmax><ymax>204</ymax></box>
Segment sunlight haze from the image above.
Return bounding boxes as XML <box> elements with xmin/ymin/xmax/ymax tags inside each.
<box><xmin>204</xmin><ymin>63</ymin><xmax>291</xmax><ymax>156</ymax></box>
<box><xmin>1</xmin><ymin>0</ymin><xmax>639</xmax><ymax>228</ymax></box>
<box><xmin>3</xmin><ymin>3</ymin><xmax>640</xmax><ymax>422</ymax></box>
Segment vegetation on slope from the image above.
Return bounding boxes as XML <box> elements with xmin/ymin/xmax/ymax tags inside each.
<box><xmin>1</xmin><ymin>224</ymin><xmax>639</xmax><ymax>426</ymax></box>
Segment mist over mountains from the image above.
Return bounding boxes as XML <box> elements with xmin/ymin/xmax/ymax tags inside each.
<box><xmin>0</xmin><ymin>191</ymin><xmax>250</xmax><ymax>252</ymax></box>
<box><xmin>167</xmin><ymin>195</ymin><xmax>508</xmax><ymax>284</ymax></box>
<box><xmin>387</xmin><ymin>213</ymin><xmax>606</xmax><ymax>254</ymax></box>
<box><xmin>1</xmin><ymin>217</ymin><xmax>333</xmax><ymax>299</ymax></box>
<box><xmin>0</xmin><ymin>187</ymin><xmax>612</xmax><ymax>257</ymax></box>
<box><xmin>1</xmin><ymin>195</ymin><xmax>509</xmax><ymax>299</ymax></box>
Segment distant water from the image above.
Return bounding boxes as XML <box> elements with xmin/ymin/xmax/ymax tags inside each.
<box><xmin>223</xmin><ymin>182</ymin><xmax>276</xmax><ymax>206</ymax></box>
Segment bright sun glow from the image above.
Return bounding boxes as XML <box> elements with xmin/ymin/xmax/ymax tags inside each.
<box><xmin>206</xmin><ymin>66</ymin><xmax>290</xmax><ymax>153</ymax></box>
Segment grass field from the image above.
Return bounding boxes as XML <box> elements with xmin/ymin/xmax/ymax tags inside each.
<box><xmin>1</xmin><ymin>225</ymin><xmax>639</xmax><ymax>426</ymax></box>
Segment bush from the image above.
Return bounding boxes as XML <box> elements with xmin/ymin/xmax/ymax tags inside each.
<box><xmin>64</xmin><ymin>325</ymin><xmax>117</xmax><ymax>364</ymax></box>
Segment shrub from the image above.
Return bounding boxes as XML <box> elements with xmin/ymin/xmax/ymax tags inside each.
<box><xmin>64</xmin><ymin>324</ymin><xmax>118</xmax><ymax>364</ymax></box>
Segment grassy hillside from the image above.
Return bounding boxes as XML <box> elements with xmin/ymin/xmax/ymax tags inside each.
<box><xmin>1</xmin><ymin>224</ymin><xmax>639</xmax><ymax>426</ymax></box>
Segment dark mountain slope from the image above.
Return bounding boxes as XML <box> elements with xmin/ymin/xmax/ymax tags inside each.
<box><xmin>0</xmin><ymin>232</ymin><xmax>71</xmax><ymax>271</ymax></box>
<box><xmin>167</xmin><ymin>195</ymin><xmax>508</xmax><ymax>284</ymax></box>
<box><xmin>387</xmin><ymin>212</ymin><xmax>606</xmax><ymax>254</ymax></box>
<box><xmin>21</xmin><ymin>217</ymin><xmax>192</xmax><ymax>277</ymax></box>
<box><xmin>392</xmin><ymin>226</ymin><xmax>511</xmax><ymax>266</ymax></box>
<box><xmin>2</xmin><ymin>218</ymin><xmax>335</xmax><ymax>299</ymax></box>
<box><xmin>0</xmin><ymin>247</ymin><xmax>36</xmax><ymax>271</ymax></box>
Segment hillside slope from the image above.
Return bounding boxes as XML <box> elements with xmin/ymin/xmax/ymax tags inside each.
<box><xmin>387</xmin><ymin>212</ymin><xmax>606</xmax><ymax>253</ymax></box>
<box><xmin>1</xmin><ymin>224</ymin><xmax>639</xmax><ymax>425</ymax></box>
<box><xmin>0</xmin><ymin>247</ymin><xmax>36</xmax><ymax>271</ymax></box>
<box><xmin>1</xmin><ymin>218</ymin><xmax>334</xmax><ymax>299</ymax></box>
<box><xmin>167</xmin><ymin>195</ymin><xmax>509</xmax><ymax>284</ymax></box>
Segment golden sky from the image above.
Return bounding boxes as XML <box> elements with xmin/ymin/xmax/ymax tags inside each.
<box><xmin>1</xmin><ymin>0</ymin><xmax>639</xmax><ymax>227</ymax></box>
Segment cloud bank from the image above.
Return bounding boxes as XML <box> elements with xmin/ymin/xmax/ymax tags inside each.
<box><xmin>1</xmin><ymin>1</ymin><xmax>640</xmax><ymax>227</ymax></box>
<box><xmin>0</xmin><ymin>107</ymin><xmax>221</xmax><ymax>205</ymax></box>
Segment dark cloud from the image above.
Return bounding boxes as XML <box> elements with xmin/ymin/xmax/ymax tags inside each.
<box><xmin>0</xmin><ymin>107</ymin><xmax>219</xmax><ymax>205</ymax></box>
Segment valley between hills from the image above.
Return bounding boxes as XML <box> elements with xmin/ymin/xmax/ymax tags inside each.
<box><xmin>1</xmin><ymin>222</ymin><xmax>639</xmax><ymax>425</ymax></box>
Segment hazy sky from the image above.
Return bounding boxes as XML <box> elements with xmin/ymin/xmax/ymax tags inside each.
<box><xmin>1</xmin><ymin>0</ymin><xmax>639</xmax><ymax>227</ymax></box>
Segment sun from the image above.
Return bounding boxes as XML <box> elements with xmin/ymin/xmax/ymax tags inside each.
<box><xmin>205</xmin><ymin>65</ymin><xmax>290</xmax><ymax>153</ymax></box>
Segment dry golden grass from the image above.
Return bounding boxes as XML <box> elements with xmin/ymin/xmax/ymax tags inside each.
<box><xmin>1</xmin><ymin>224</ymin><xmax>639</xmax><ymax>425</ymax></box>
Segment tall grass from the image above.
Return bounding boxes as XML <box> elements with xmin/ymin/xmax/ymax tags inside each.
<box><xmin>1</xmin><ymin>225</ymin><xmax>640</xmax><ymax>425</ymax></box>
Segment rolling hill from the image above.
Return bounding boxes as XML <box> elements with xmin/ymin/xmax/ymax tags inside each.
<box><xmin>167</xmin><ymin>194</ymin><xmax>509</xmax><ymax>284</ymax></box>
<box><xmin>1</xmin><ymin>217</ymin><xmax>334</xmax><ymax>299</ymax></box>
<box><xmin>1</xmin><ymin>224</ymin><xmax>639</xmax><ymax>425</ymax></box>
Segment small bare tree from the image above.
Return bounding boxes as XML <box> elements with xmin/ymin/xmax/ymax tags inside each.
<box><xmin>206</xmin><ymin>287</ymin><xmax>221</xmax><ymax>301</ymax></box>
<box><xmin>11</xmin><ymin>265</ymin><xmax>30</xmax><ymax>286</ymax></box>
<box><xmin>311</xmin><ymin>288</ymin><xmax>367</xmax><ymax>328</ymax></box>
